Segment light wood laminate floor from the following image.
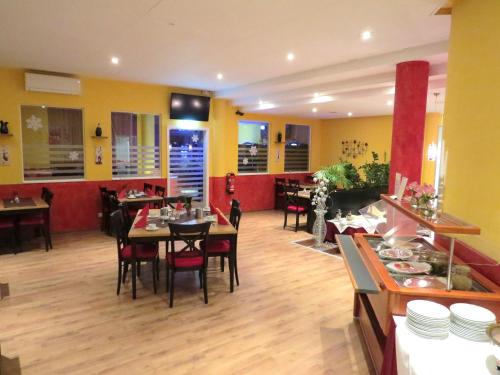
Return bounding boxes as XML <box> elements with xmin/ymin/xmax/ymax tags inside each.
<box><xmin>0</xmin><ymin>210</ymin><xmax>373</xmax><ymax>375</ymax></box>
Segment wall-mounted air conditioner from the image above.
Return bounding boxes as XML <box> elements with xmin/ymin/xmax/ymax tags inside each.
<box><xmin>25</xmin><ymin>72</ymin><xmax>81</xmax><ymax>95</ymax></box>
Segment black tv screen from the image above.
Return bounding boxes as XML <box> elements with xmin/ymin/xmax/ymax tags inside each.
<box><xmin>170</xmin><ymin>93</ymin><xmax>211</xmax><ymax>121</ymax></box>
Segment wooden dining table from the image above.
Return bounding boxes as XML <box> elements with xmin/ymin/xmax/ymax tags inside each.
<box><xmin>127</xmin><ymin>208</ymin><xmax>238</xmax><ymax>299</ymax></box>
<box><xmin>0</xmin><ymin>196</ymin><xmax>49</xmax><ymax>217</ymax></box>
<box><xmin>118</xmin><ymin>194</ymin><xmax>164</xmax><ymax>205</ymax></box>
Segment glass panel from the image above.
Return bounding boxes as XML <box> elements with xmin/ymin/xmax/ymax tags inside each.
<box><xmin>169</xmin><ymin>129</ymin><xmax>206</xmax><ymax>203</ymax></box>
<box><xmin>238</xmin><ymin>120</ymin><xmax>268</xmax><ymax>173</ymax></box>
<box><xmin>285</xmin><ymin>124</ymin><xmax>309</xmax><ymax>172</ymax></box>
<box><xmin>21</xmin><ymin>106</ymin><xmax>84</xmax><ymax>181</ymax></box>
<box><xmin>111</xmin><ymin>112</ymin><xmax>160</xmax><ymax>178</ymax></box>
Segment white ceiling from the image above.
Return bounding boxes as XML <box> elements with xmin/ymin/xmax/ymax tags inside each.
<box><xmin>0</xmin><ymin>0</ymin><xmax>451</xmax><ymax>118</ymax></box>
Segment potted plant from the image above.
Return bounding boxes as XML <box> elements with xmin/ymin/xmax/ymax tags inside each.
<box><xmin>359</xmin><ymin>151</ymin><xmax>390</xmax><ymax>194</ymax></box>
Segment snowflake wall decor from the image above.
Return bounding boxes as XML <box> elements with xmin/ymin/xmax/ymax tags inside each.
<box><xmin>242</xmin><ymin>157</ymin><xmax>249</xmax><ymax>165</ymax></box>
<box><xmin>68</xmin><ymin>151</ymin><xmax>79</xmax><ymax>161</ymax></box>
<box><xmin>26</xmin><ymin>115</ymin><xmax>43</xmax><ymax>132</ymax></box>
<box><xmin>191</xmin><ymin>133</ymin><xmax>199</xmax><ymax>143</ymax></box>
<box><xmin>249</xmin><ymin>145</ymin><xmax>258</xmax><ymax>156</ymax></box>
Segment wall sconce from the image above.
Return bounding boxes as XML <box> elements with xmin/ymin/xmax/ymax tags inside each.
<box><xmin>427</xmin><ymin>143</ymin><xmax>437</xmax><ymax>161</ymax></box>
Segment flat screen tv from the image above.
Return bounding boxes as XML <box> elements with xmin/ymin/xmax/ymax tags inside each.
<box><xmin>170</xmin><ymin>93</ymin><xmax>211</xmax><ymax>122</ymax></box>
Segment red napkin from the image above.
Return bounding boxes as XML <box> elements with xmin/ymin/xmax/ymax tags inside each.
<box><xmin>135</xmin><ymin>215</ymin><xmax>147</xmax><ymax>228</ymax></box>
<box><xmin>209</xmin><ymin>202</ymin><xmax>216</xmax><ymax>214</ymax></box>
<box><xmin>145</xmin><ymin>189</ymin><xmax>154</xmax><ymax>197</ymax></box>
<box><xmin>175</xmin><ymin>202</ymin><xmax>183</xmax><ymax>210</ymax></box>
<box><xmin>118</xmin><ymin>190</ymin><xmax>127</xmax><ymax>199</ymax></box>
<box><xmin>216</xmin><ymin>209</ymin><xmax>230</xmax><ymax>225</ymax></box>
<box><xmin>140</xmin><ymin>205</ymin><xmax>149</xmax><ymax>217</ymax></box>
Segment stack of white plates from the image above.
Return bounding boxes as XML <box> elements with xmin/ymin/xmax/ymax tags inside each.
<box><xmin>406</xmin><ymin>300</ymin><xmax>450</xmax><ymax>339</ymax></box>
<box><xmin>450</xmin><ymin>303</ymin><xmax>496</xmax><ymax>341</ymax></box>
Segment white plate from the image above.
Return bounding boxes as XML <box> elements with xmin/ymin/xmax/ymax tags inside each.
<box><xmin>145</xmin><ymin>226</ymin><xmax>159</xmax><ymax>231</ymax></box>
<box><xmin>127</xmin><ymin>195</ymin><xmax>136</xmax><ymax>199</ymax></box>
<box><xmin>450</xmin><ymin>303</ymin><xmax>496</xmax><ymax>323</ymax></box>
<box><xmin>379</xmin><ymin>248</ymin><xmax>413</xmax><ymax>260</ymax></box>
<box><xmin>407</xmin><ymin>300</ymin><xmax>451</xmax><ymax>320</ymax></box>
<box><xmin>387</xmin><ymin>261</ymin><xmax>432</xmax><ymax>275</ymax></box>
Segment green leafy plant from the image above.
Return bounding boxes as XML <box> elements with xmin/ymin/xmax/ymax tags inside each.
<box><xmin>339</xmin><ymin>159</ymin><xmax>364</xmax><ymax>188</ymax></box>
<box><xmin>314</xmin><ymin>162</ymin><xmax>353</xmax><ymax>190</ymax></box>
<box><xmin>358</xmin><ymin>152</ymin><xmax>390</xmax><ymax>187</ymax></box>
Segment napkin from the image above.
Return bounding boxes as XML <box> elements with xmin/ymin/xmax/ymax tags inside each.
<box><xmin>140</xmin><ymin>205</ymin><xmax>149</xmax><ymax>217</ymax></box>
<box><xmin>216</xmin><ymin>209</ymin><xmax>230</xmax><ymax>225</ymax></box>
<box><xmin>118</xmin><ymin>190</ymin><xmax>127</xmax><ymax>199</ymax></box>
<box><xmin>175</xmin><ymin>202</ymin><xmax>183</xmax><ymax>210</ymax></box>
<box><xmin>209</xmin><ymin>202</ymin><xmax>216</xmax><ymax>214</ymax></box>
<box><xmin>135</xmin><ymin>215</ymin><xmax>147</xmax><ymax>228</ymax></box>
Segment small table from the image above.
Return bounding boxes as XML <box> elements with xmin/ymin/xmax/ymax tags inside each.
<box><xmin>128</xmin><ymin>209</ymin><xmax>238</xmax><ymax>299</ymax></box>
<box><xmin>118</xmin><ymin>195</ymin><xmax>164</xmax><ymax>205</ymax></box>
<box><xmin>0</xmin><ymin>197</ymin><xmax>49</xmax><ymax>217</ymax></box>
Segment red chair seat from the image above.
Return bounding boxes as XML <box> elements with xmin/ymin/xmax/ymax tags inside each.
<box><xmin>18</xmin><ymin>215</ymin><xmax>44</xmax><ymax>226</ymax></box>
<box><xmin>0</xmin><ymin>218</ymin><xmax>14</xmax><ymax>229</ymax></box>
<box><xmin>167</xmin><ymin>251</ymin><xmax>203</xmax><ymax>268</ymax></box>
<box><xmin>287</xmin><ymin>205</ymin><xmax>306</xmax><ymax>213</ymax></box>
<box><xmin>202</xmin><ymin>239</ymin><xmax>231</xmax><ymax>253</ymax></box>
<box><xmin>121</xmin><ymin>244</ymin><xmax>158</xmax><ymax>259</ymax></box>
<box><xmin>128</xmin><ymin>208</ymin><xmax>139</xmax><ymax>217</ymax></box>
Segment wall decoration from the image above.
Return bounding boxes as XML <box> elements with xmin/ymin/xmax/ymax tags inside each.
<box><xmin>68</xmin><ymin>151</ymin><xmax>79</xmax><ymax>161</ymax></box>
<box><xmin>249</xmin><ymin>145</ymin><xmax>258</xmax><ymax>156</ymax></box>
<box><xmin>191</xmin><ymin>133</ymin><xmax>199</xmax><ymax>143</ymax></box>
<box><xmin>95</xmin><ymin>122</ymin><xmax>102</xmax><ymax>137</ymax></box>
<box><xmin>26</xmin><ymin>115</ymin><xmax>43</xmax><ymax>131</ymax></box>
<box><xmin>341</xmin><ymin>140</ymin><xmax>368</xmax><ymax>159</ymax></box>
<box><xmin>0</xmin><ymin>145</ymin><xmax>10</xmax><ymax>166</ymax></box>
<box><xmin>0</xmin><ymin>120</ymin><xmax>9</xmax><ymax>134</ymax></box>
<box><xmin>95</xmin><ymin>145</ymin><xmax>103</xmax><ymax>165</ymax></box>
<box><xmin>242</xmin><ymin>157</ymin><xmax>249</xmax><ymax>165</ymax></box>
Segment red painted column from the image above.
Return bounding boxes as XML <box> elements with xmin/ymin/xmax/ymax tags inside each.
<box><xmin>389</xmin><ymin>61</ymin><xmax>429</xmax><ymax>193</ymax></box>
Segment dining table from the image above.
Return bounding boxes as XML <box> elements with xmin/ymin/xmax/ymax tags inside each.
<box><xmin>0</xmin><ymin>196</ymin><xmax>49</xmax><ymax>217</ymax></box>
<box><xmin>127</xmin><ymin>208</ymin><xmax>238</xmax><ymax>299</ymax></box>
<box><xmin>117</xmin><ymin>193</ymin><xmax>164</xmax><ymax>206</ymax></box>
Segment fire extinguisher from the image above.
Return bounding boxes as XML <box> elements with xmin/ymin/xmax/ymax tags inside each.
<box><xmin>226</xmin><ymin>172</ymin><xmax>235</xmax><ymax>194</ymax></box>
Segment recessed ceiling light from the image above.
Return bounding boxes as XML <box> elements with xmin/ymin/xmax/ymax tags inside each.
<box><xmin>111</xmin><ymin>56</ymin><xmax>120</xmax><ymax>65</ymax></box>
<box><xmin>216</xmin><ymin>73</ymin><xmax>223</xmax><ymax>80</ymax></box>
<box><xmin>287</xmin><ymin>52</ymin><xmax>295</xmax><ymax>61</ymax></box>
<box><xmin>258</xmin><ymin>101</ymin><xmax>275</xmax><ymax>110</ymax></box>
<box><xmin>310</xmin><ymin>95</ymin><xmax>334</xmax><ymax>104</ymax></box>
<box><xmin>258</xmin><ymin>99</ymin><xmax>263</xmax><ymax>105</ymax></box>
<box><xmin>313</xmin><ymin>92</ymin><xmax>319</xmax><ymax>98</ymax></box>
<box><xmin>361</xmin><ymin>30</ymin><xmax>372</xmax><ymax>41</ymax></box>
<box><xmin>347</xmin><ymin>112</ymin><xmax>353</xmax><ymax>117</ymax></box>
<box><xmin>387</xmin><ymin>87</ymin><xmax>396</xmax><ymax>95</ymax></box>
<box><xmin>312</xmin><ymin>107</ymin><xmax>318</xmax><ymax>113</ymax></box>
<box><xmin>386</xmin><ymin>99</ymin><xmax>394</xmax><ymax>106</ymax></box>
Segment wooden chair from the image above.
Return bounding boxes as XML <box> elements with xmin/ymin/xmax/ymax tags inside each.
<box><xmin>202</xmin><ymin>206</ymin><xmax>242</xmax><ymax>287</ymax></box>
<box><xmin>231</xmin><ymin>199</ymin><xmax>240</xmax><ymax>210</ymax></box>
<box><xmin>274</xmin><ymin>177</ymin><xmax>286</xmax><ymax>209</ymax></box>
<box><xmin>166</xmin><ymin>222</ymin><xmax>211</xmax><ymax>308</ymax></box>
<box><xmin>143</xmin><ymin>183</ymin><xmax>153</xmax><ymax>193</ymax></box>
<box><xmin>287</xmin><ymin>179</ymin><xmax>301</xmax><ymax>189</ymax></box>
<box><xmin>17</xmin><ymin>187</ymin><xmax>54</xmax><ymax>251</ymax></box>
<box><xmin>154</xmin><ymin>185</ymin><xmax>166</xmax><ymax>208</ymax></box>
<box><xmin>110</xmin><ymin>210</ymin><xmax>159</xmax><ymax>296</ymax></box>
<box><xmin>283</xmin><ymin>186</ymin><xmax>309</xmax><ymax>232</ymax></box>
<box><xmin>164</xmin><ymin>196</ymin><xmax>192</xmax><ymax>210</ymax></box>
<box><xmin>99</xmin><ymin>186</ymin><xmax>109</xmax><ymax>233</ymax></box>
<box><xmin>0</xmin><ymin>217</ymin><xmax>17</xmax><ymax>254</ymax></box>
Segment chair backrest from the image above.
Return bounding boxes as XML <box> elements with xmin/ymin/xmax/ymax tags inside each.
<box><xmin>284</xmin><ymin>186</ymin><xmax>300</xmax><ymax>207</ymax></box>
<box><xmin>164</xmin><ymin>196</ymin><xmax>192</xmax><ymax>209</ymax></box>
<box><xmin>231</xmin><ymin>199</ymin><xmax>240</xmax><ymax>210</ymax></box>
<box><xmin>275</xmin><ymin>177</ymin><xmax>286</xmax><ymax>185</ymax></box>
<box><xmin>144</xmin><ymin>183</ymin><xmax>153</xmax><ymax>192</ymax></box>
<box><xmin>42</xmin><ymin>187</ymin><xmax>54</xmax><ymax>207</ymax></box>
<box><xmin>110</xmin><ymin>209</ymin><xmax>128</xmax><ymax>258</ymax></box>
<box><xmin>229</xmin><ymin>207</ymin><xmax>242</xmax><ymax>230</ymax></box>
<box><xmin>287</xmin><ymin>179</ymin><xmax>300</xmax><ymax>188</ymax></box>
<box><xmin>99</xmin><ymin>186</ymin><xmax>107</xmax><ymax>193</ymax></box>
<box><xmin>168</xmin><ymin>222</ymin><xmax>211</xmax><ymax>268</ymax></box>
<box><xmin>155</xmin><ymin>185</ymin><xmax>166</xmax><ymax>197</ymax></box>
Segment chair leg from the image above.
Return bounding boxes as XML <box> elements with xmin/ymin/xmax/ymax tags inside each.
<box><xmin>220</xmin><ymin>256</ymin><xmax>225</xmax><ymax>272</ymax></box>
<box><xmin>283</xmin><ymin>210</ymin><xmax>288</xmax><ymax>229</ymax></box>
<box><xmin>169</xmin><ymin>269</ymin><xmax>175</xmax><ymax>308</ymax></box>
<box><xmin>156</xmin><ymin>256</ymin><xmax>160</xmax><ymax>281</ymax></box>
<box><xmin>234</xmin><ymin>255</ymin><xmax>239</xmax><ymax>286</ymax></box>
<box><xmin>152</xmin><ymin>260</ymin><xmax>157</xmax><ymax>294</ymax></box>
<box><xmin>203</xmin><ymin>269</ymin><xmax>208</xmax><ymax>304</ymax></box>
<box><xmin>48</xmin><ymin>229</ymin><xmax>53</xmax><ymax>249</ymax></box>
<box><xmin>199</xmin><ymin>270</ymin><xmax>203</xmax><ymax>289</ymax></box>
<box><xmin>122</xmin><ymin>261</ymin><xmax>129</xmax><ymax>283</ymax></box>
<box><xmin>166</xmin><ymin>264</ymin><xmax>170</xmax><ymax>293</ymax></box>
<box><xmin>40</xmin><ymin>225</ymin><xmax>49</xmax><ymax>251</ymax></box>
<box><xmin>295</xmin><ymin>212</ymin><xmax>299</xmax><ymax>232</ymax></box>
<box><xmin>117</xmin><ymin>260</ymin><xmax>122</xmax><ymax>295</ymax></box>
<box><xmin>137</xmin><ymin>262</ymin><xmax>141</xmax><ymax>278</ymax></box>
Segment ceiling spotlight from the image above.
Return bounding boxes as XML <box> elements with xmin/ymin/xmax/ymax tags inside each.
<box><xmin>387</xmin><ymin>87</ymin><xmax>396</xmax><ymax>95</ymax></box>
<box><xmin>361</xmin><ymin>30</ymin><xmax>372</xmax><ymax>41</ymax></box>
<box><xmin>347</xmin><ymin>112</ymin><xmax>353</xmax><ymax>117</ymax></box>
<box><xmin>311</xmin><ymin>95</ymin><xmax>334</xmax><ymax>104</ymax></box>
<box><xmin>287</xmin><ymin>52</ymin><xmax>295</xmax><ymax>61</ymax></box>
<box><xmin>111</xmin><ymin>56</ymin><xmax>120</xmax><ymax>65</ymax></box>
<box><xmin>312</xmin><ymin>107</ymin><xmax>318</xmax><ymax>113</ymax></box>
<box><xmin>313</xmin><ymin>92</ymin><xmax>319</xmax><ymax>98</ymax></box>
<box><xmin>258</xmin><ymin>99</ymin><xmax>263</xmax><ymax>105</ymax></box>
<box><xmin>386</xmin><ymin>99</ymin><xmax>394</xmax><ymax>106</ymax></box>
<box><xmin>217</xmin><ymin>73</ymin><xmax>223</xmax><ymax>80</ymax></box>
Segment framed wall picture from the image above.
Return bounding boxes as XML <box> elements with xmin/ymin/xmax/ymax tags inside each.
<box><xmin>95</xmin><ymin>145</ymin><xmax>103</xmax><ymax>165</ymax></box>
<box><xmin>0</xmin><ymin>145</ymin><xmax>10</xmax><ymax>166</ymax></box>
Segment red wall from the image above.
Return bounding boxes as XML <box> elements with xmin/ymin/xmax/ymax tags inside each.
<box><xmin>0</xmin><ymin>178</ymin><xmax>166</xmax><ymax>232</ymax></box>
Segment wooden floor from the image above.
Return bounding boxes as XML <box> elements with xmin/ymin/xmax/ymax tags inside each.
<box><xmin>0</xmin><ymin>210</ymin><xmax>373</xmax><ymax>375</ymax></box>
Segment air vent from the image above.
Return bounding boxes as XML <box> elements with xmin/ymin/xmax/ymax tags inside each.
<box><xmin>25</xmin><ymin>72</ymin><xmax>81</xmax><ymax>95</ymax></box>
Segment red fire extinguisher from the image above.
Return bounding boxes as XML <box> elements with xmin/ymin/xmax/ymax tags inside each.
<box><xmin>226</xmin><ymin>172</ymin><xmax>235</xmax><ymax>194</ymax></box>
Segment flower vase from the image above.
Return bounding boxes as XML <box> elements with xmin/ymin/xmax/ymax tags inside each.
<box><xmin>410</xmin><ymin>195</ymin><xmax>418</xmax><ymax>209</ymax></box>
<box><xmin>418</xmin><ymin>200</ymin><xmax>434</xmax><ymax>220</ymax></box>
<box><xmin>313</xmin><ymin>208</ymin><xmax>327</xmax><ymax>248</ymax></box>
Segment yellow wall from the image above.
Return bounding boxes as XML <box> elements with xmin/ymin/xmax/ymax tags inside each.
<box><xmin>421</xmin><ymin>113</ymin><xmax>442</xmax><ymax>185</ymax></box>
<box><xmin>442</xmin><ymin>0</ymin><xmax>500</xmax><ymax>261</ymax></box>
<box><xmin>319</xmin><ymin>115</ymin><xmax>393</xmax><ymax>168</ymax></box>
<box><xmin>0</xmin><ymin>68</ymin><xmax>320</xmax><ymax>184</ymax></box>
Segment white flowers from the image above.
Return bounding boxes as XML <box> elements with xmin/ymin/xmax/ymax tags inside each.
<box><xmin>26</xmin><ymin>115</ymin><xmax>43</xmax><ymax>131</ymax></box>
<box><xmin>242</xmin><ymin>157</ymin><xmax>249</xmax><ymax>165</ymax></box>
<box><xmin>249</xmin><ymin>145</ymin><xmax>258</xmax><ymax>156</ymax></box>
<box><xmin>311</xmin><ymin>177</ymin><xmax>330</xmax><ymax>210</ymax></box>
<box><xmin>68</xmin><ymin>151</ymin><xmax>79</xmax><ymax>161</ymax></box>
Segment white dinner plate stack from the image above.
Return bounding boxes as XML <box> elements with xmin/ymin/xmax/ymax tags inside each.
<box><xmin>450</xmin><ymin>303</ymin><xmax>496</xmax><ymax>342</ymax></box>
<box><xmin>406</xmin><ymin>300</ymin><xmax>450</xmax><ymax>339</ymax></box>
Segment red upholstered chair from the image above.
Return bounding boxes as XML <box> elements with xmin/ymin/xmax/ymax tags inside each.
<box><xmin>154</xmin><ymin>185</ymin><xmax>165</xmax><ymax>208</ymax></box>
<box><xmin>201</xmin><ymin>206</ymin><xmax>242</xmax><ymax>287</ymax></box>
<box><xmin>110</xmin><ymin>209</ymin><xmax>159</xmax><ymax>296</ymax></box>
<box><xmin>166</xmin><ymin>222</ymin><xmax>211</xmax><ymax>308</ymax></box>
<box><xmin>283</xmin><ymin>186</ymin><xmax>309</xmax><ymax>232</ymax></box>
<box><xmin>17</xmin><ymin>187</ymin><xmax>53</xmax><ymax>251</ymax></box>
<box><xmin>0</xmin><ymin>217</ymin><xmax>17</xmax><ymax>254</ymax></box>
<box><xmin>274</xmin><ymin>177</ymin><xmax>286</xmax><ymax>210</ymax></box>
<box><xmin>143</xmin><ymin>183</ymin><xmax>153</xmax><ymax>193</ymax></box>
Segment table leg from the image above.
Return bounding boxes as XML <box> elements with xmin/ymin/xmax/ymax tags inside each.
<box><xmin>132</xmin><ymin>243</ymin><xmax>137</xmax><ymax>299</ymax></box>
<box><xmin>229</xmin><ymin>236</ymin><xmax>235</xmax><ymax>293</ymax></box>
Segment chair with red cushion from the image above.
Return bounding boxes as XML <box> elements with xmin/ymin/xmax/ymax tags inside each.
<box><xmin>0</xmin><ymin>217</ymin><xmax>17</xmax><ymax>254</ymax></box>
<box><xmin>283</xmin><ymin>186</ymin><xmax>309</xmax><ymax>232</ymax></box>
<box><xmin>154</xmin><ymin>185</ymin><xmax>165</xmax><ymax>208</ymax></box>
<box><xmin>17</xmin><ymin>187</ymin><xmax>54</xmax><ymax>251</ymax></box>
<box><xmin>274</xmin><ymin>178</ymin><xmax>286</xmax><ymax>210</ymax></box>
<box><xmin>287</xmin><ymin>178</ymin><xmax>301</xmax><ymax>189</ymax></box>
<box><xmin>110</xmin><ymin>209</ymin><xmax>159</xmax><ymax>296</ymax></box>
<box><xmin>166</xmin><ymin>222</ymin><xmax>211</xmax><ymax>308</ymax></box>
<box><xmin>201</xmin><ymin>206</ymin><xmax>242</xmax><ymax>287</ymax></box>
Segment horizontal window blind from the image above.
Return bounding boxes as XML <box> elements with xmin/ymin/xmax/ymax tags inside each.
<box><xmin>23</xmin><ymin>144</ymin><xmax>84</xmax><ymax>180</ymax></box>
<box><xmin>169</xmin><ymin>145</ymin><xmax>205</xmax><ymax>202</ymax></box>
<box><xmin>238</xmin><ymin>144</ymin><xmax>268</xmax><ymax>173</ymax></box>
<box><xmin>112</xmin><ymin>145</ymin><xmax>160</xmax><ymax>177</ymax></box>
<box><xmin>284</xmin><ymin>144</ymin><xmax>309</xmax><ymax>172</ymax></box>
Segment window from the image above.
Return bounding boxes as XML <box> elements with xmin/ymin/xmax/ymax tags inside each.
<box><xmin>21</xmin><ymin>106</ymin><xmax>84</xmax><ymax>181</ymax></box>
<box><xmin>111</xmin><ymin>112</ymin><xmax>160</xmax><ymax>178</ymax></box>
<box><xmin>285</xmin><ymin>124</ymin><xmax>310</xmax><ymax>172</ymax></box>
<box><xmin>238</xmin><ymin>120</ymin><xmax>268</xmax><ymax>173</ymax></box>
